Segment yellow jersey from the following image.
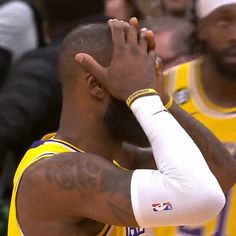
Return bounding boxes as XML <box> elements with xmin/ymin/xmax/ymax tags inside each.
<box><xmin>8</xmin><ymin>133</ymin><xmax>150</xmax><ymax>236</ymax></box>
<box><xmin>154</xmin><ymin>59</ymin><xmax>236</xmax><ymax>236</ymax></box>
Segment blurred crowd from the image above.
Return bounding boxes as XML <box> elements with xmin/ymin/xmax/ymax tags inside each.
<box><xmin>0</xmin><ymin>0</ymin><xmax>235</xmax><ymax>235</ymax></box>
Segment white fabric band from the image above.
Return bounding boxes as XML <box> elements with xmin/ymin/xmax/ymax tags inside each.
<box><xmin>130</xmin><ymin>95</ymin><xmax>225</xmax><ymax>227</ymax></box>
<box><xmin>196</xmin><ymin>0</ymin><xmax>236</xmax><ymax>19</ymax></box>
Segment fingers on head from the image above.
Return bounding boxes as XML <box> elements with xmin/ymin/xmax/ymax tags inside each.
<box><xmin>75</xmin><ymin>53</ymin><xmax>105</xmax><ymax>80</ymax></box>
<box><xmin>126</xmin><ymin>23</ymin><xmax>138</xmax><ymax>45</ymax></box>
<box><xmin>108</xmin><ymin>19</ymin><xmax>155</xmax><ymax>55</ymax></box>
<box><xmin>146</xmin><ymin>30</ymin><xmax>156</xmax><ymax>52</ymax></box>
<box><xmin>109</xmin><ymin>19</ymin><xmax>139</xmax><ymax>52</ymax></box>
<box><xmin>139</xmin><ymin>27</ymin><xmax>149</xmax><ymax>52</ymax></box>
<box><xmin>139</xmin><ymin>28</ymin><xmax>156</xmax><ymax>54</ymax></box>
<box><xmin>129</xmin><ymin>17</ymin><xmax>139</xmax><ymax>29</ymax></box>
<box><xmin>108</xmin><ymin>19</ymin><xmax>126</xmax><ymax>46</ymax></box>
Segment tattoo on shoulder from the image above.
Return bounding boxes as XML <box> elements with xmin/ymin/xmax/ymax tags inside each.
<box><xmin>44</xmin><ymin>154</ymin><xmax>134</xmax><ymax>223</ymax></box>
<box><xmin>44</xmin><ymin>156</ymin><xmax>100</xmax><ymax>195</ymax></box>
<box><xmin>44</xmin><ymin>154</ymin><xmax>131</xmax><ymax>196</ymax></box>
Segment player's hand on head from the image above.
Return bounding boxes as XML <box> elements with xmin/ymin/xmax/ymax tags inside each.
<box><xmin>75</xmin><ymin>18</ymin><xmax>157</xmax><ymax>102</ymax></box>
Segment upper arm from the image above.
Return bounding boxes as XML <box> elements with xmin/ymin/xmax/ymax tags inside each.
<box><xmin>115</xmin><ymin>143</ymin><xmax>156</xmax><ymax>170</ymax></box>
<box><xmin>17</xmin><ymin>152</ymin><xmax>138</xmax><ymax>227</ymax></box>
<box><xmin>133</xmin><ymin>147</ymin><xmax>156</xmax><ymax>169</ymax></box>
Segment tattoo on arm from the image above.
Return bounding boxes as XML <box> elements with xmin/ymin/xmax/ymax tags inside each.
<box><xmin>44</xmin><ymin>153</ymin><xmax>135</xmax><ymax>225</ymax></box>
<box><xmin>169</xmin><ymin>103</ymin><xmax>236</xmax><ymax>192</ymax></box>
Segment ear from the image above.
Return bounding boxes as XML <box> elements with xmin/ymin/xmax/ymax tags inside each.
<box><xmin>86</xmin><ymin>75</ymin><xmax>106</xmax><ymax>100</ymax></box>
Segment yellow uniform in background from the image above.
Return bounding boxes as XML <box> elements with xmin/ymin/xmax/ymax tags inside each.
<box><xmin>154</xmin><ymin>59</ymin><xmax>236</xmax><ymax>236</ymax></box>
<box><xmin>8</xmin><ymin>134</ymin><xmax>149</xmax><ymax>236</ymax></box>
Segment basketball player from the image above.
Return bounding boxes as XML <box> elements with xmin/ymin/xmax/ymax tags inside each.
<box><xmin>8</xmin><ymin>19</ymin><xmax>227</xmax><ymax>236</ymax></box>
<box><xmin>154</xmin><ymin>0</ymin><xmax>236</xmax><ymax>235</ymax></box>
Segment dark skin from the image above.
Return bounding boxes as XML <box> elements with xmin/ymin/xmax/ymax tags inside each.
<box><xmin>115</xmin><ymin>53</ymin><xmax>236</xmax><ymax>192</ymax></box>
<box><xmin>16</xmin><ymin>19</ymin><xmax>235</xmax><ymax>236</ymax></box>
<box><xmin>197</xmin><ymin>4</ymin><xmax>236</xmax><ymax>108</ymax></box>
<box><xmin>128</xmin><ymin>102</ymin><xmax>236</xmax><ymax>192</ymax></box>
<box><xmin>17</xmin><ymin>19</ymin><xmax>156</xmax><ymax>236</ymax></box>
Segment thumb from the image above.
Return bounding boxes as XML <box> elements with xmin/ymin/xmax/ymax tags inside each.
<box><xmin>75</xmin><ymin>53</ymin><xmax>106</xmax><ymax>81</ymax></box>
<box><xmin>155</xmin><ymin>57</ymin><xmax>169</xmax><ymax>104</ymax></box>
<box><xmin>155</xmin><ymin>57</ymin><xmax>163</xmax><ymax>78</ymax></box>
<box><xmin>155</xmin><ymin>57</ymin><xmax>164</xmax><ymax>92</ymax></box>
<box><xmin>146</xmin><ymin>30</ymin><xmax>156</xmax><ymax>52</ymax></box>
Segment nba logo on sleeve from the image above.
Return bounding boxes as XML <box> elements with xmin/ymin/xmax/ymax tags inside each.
<box><xmin>126</xmin><ymin>227</ymin><xmax>145</xmax><ymax>236</ymax></box>
<box><xmin>152</xmin><ymin>202</ymin><xmax>172</xmax><ymax>212</ymax></box>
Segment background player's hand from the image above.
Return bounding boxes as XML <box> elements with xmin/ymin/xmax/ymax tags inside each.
<box><xmin>75</xmin><ymin>18</ymin><xmax>157</xmax><ymax>102</ymax></box>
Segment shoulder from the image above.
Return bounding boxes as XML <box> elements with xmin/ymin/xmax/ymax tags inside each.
<box><xmin>17</xmin><ymin>151</ymin><xmax>133</xmax><ymax>219</ymax></box>
<box><xmin>164</xmin><ymin>58</ymin><xmax>202</xmax><ymax>93</ymax></box>
<box><xmin>17</xmin><ymin>152</ymin><xmax>98</xmax><ymax>216</ymax></box>
<box><xmin>19</xmin><ymin>151</ymin><xmax>126</xmax><ymax>197</ymax></box>
<box><xmin>164</xmin><ymin>59</ymin><xmax>200</xmax><ymax>78</ymax></box>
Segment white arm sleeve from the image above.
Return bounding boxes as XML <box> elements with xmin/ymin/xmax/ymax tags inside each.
<box><xmin>130</xmin><ymin>95</ymin><xmax>225</xmax><ymax>227</ymax></box>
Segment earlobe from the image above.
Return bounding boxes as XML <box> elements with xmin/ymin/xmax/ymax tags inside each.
<box><xmin>87</xmin><ymin>75</ymin><xmax>105</xmax><ymax>100</ymax></box>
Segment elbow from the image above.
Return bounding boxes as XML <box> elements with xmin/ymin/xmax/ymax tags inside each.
<box><xmin>200</xmin><ymin>186</ymin><xmax>225</xmax><ymax>223</ymax></box>
<box><xmin>186</xmin><ymin>179</ymin><xmax>226</xmax><ymax>225</ymax></box>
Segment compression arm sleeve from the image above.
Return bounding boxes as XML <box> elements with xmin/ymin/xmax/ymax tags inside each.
<box><xmin>130</xmin><ymin>95</ymin><xmax>225</xmax><ymax>227</ymax></box>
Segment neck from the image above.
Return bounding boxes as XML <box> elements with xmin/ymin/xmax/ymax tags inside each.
<box><xmin>56</xmin><ymin>108</ymin><xmax>122</xmax><ymax>162</ymax></box>
<box><xmin>201</xmin><ymin>56</ymin><xmax>236</xmax><ymax>107</ymax></box>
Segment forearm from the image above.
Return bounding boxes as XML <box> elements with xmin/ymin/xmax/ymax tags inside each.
<box><xmin>169</xmin><ymin>102</ymin><xmax>236</xmax><ymax>192</ymax></box>
<box><xmin>130</xmin><ymin>95</ymin><xmax>225</xmax><ymax>226</ymax></box>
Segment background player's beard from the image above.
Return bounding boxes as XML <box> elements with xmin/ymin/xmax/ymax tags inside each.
<box><xmin>205</xmin><ymin>42</ymin><xmax>236</xmax><ymax>80</ymax></box>
<box><xmin>103</xmin><ymin>96</ymin><xmax>150</xmax><ymax>147</ymax></box>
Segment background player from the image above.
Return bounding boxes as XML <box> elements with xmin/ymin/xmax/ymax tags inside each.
<box><xmin>159</xmin><ymin>0</ymin><xmax>236</xmax><ymax>235</ymax></box>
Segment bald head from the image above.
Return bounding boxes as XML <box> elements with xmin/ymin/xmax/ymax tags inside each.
<box><xmin>58</xmin><ymin>21</ymin><xmax>149</xmax><ymax>147</ymax></box>
<box><xmin>58</xmin><ymin>23</ymin><xmax>113</xmax><ymax>90</ymax></box>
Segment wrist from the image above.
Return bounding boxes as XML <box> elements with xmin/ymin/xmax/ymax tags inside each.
<box><xmin>126</xmin><ymin>88</ymin><xmax>159</xmax><ymax>107</ymax></box>
<box><xmin>130</xmin><ymin>95</ymin><xmax>166</xmax><ymax>117</ymax></box>
<box><xmin>162</xmin><ymin>93</ymin><xmax>174</xmax><ymax>110</ymax></box>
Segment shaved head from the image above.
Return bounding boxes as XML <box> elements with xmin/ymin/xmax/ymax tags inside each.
<box><xmin>58</xmin><ymin>23</ymin><xmax>113</xmax><ymax>88</ymax></box>
<box><xmin>58</xmin><ymin>22</ymin><xmax>149</xmax><ymax>147</ymax></box>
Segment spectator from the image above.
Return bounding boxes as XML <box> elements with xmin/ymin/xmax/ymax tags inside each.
<box><xmin>0</xmin><ymin>0</ymin><xmax>106</xmax><ymax>169</ymax></box>
<box><xmin>148</xmin><ymin>0</ymin><xmax>196</xmax><ymax>21</ymax></box>
<box><xmin>160</xmin><ymin>0</ymin><xmax>195</xmax><ymax>21</ymax></box>
<box><xmin>156</xmin><ymin>0</ymin><xmax>236</xmax><ymax>235</ymax></box>
<box><xmin>104</xmin><ymin>0</ymin><xmax>143</xmax><ymax>20</ymax></box>
<box><xmin>141</xmin><ymin>16</ymin><xmax>197</xmax><ymax>69</ymax></box>
<box><xmin>0</xmin><ymin>0</ymin><xmax>39</xmax><ymax>85</ymax></box>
